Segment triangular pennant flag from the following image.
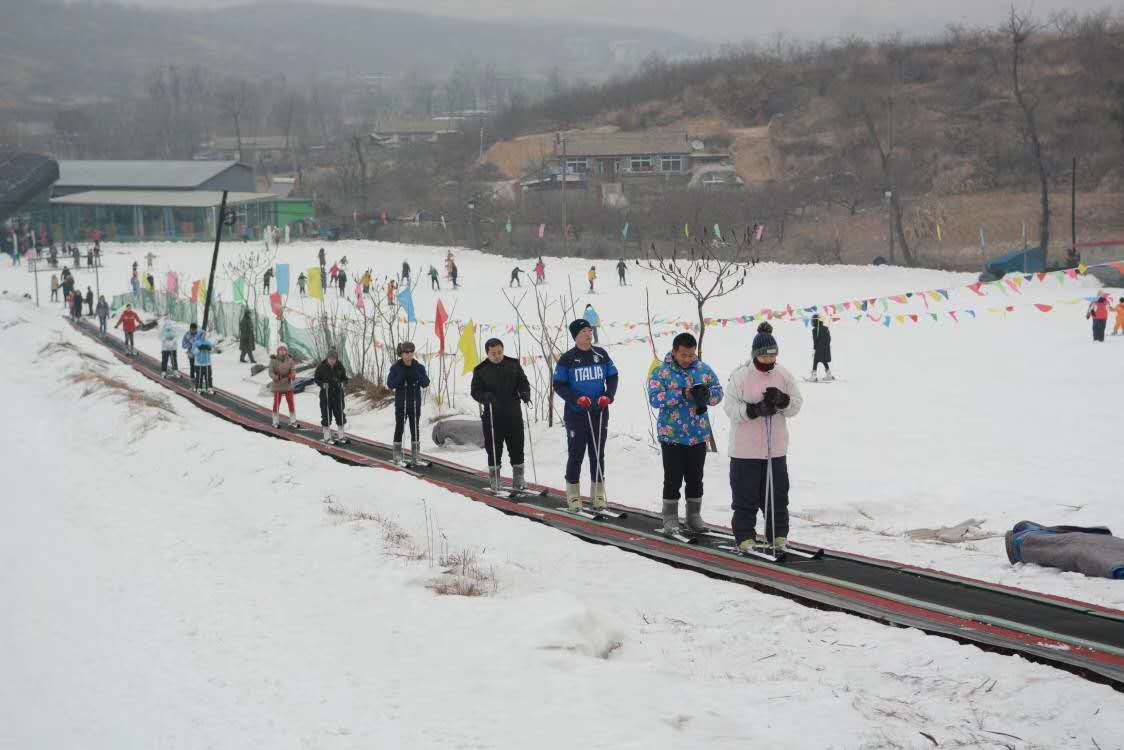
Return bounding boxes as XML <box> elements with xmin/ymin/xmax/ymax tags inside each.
<box><xmin>967</xmin><ymin>283</ymin><xmax>984</xmax><ymax>296</ymax></box>
<box><xmin>1077</xmin><ymin>263</ymin><xmax>1088</xmax><ymax>275</ymax></box>
<box><xmin>949</xmin><ymin>311</ymin><xmax>959</xmax><ymax>322</ymax></box>
<box><xmin>398</xmin><ymin>287</ymin><xmax>416</xmax><ymax>323</ymax></box>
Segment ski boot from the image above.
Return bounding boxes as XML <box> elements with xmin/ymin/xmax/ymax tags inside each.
<box><xmin>512</xmin><ymin>464</ymin><xmax>527</xmax><ymax>492</ymax></box>
<box><xmin>488</xmin><ymin>466</ymin><xmax>502</xmax><ymax>493</ymax></box>
<box><xmin>808</xmin><ymin>370</ymin><xmax>818</xmax><ymax>382</ymax></box>
<box><xmin>685</xmin><ymin>499</ymin><xmax>708</xmax><ymax>534</ymax></box>
<box><xmin>565</xmin><ymin>482</ymin><xmax>582</xmax><ymax>512</ymax></box>
<box><xmin>393</xmin><ymin>442</ymin><xmax>404</xmax><ymax>464</ymax></box>
<box><xmin>591</xmin><ymin>481</ymin><xmax>608</xmax><ymax>510</ymax></box>
<box><xmin>333</xmin><ymin>427</ymin><xmax>348</xmax><ymax>445</ymax></box>
<box><xmin>271</xmin><ymin>412</ymin><xmax>280</xmax><ymax>428</ymax></box>
<box><xmin>288</xmin><ymin>415</ymin><xmax>299</xmax><ymax>428</ymax></box>
<box><xmin>321</xmin><ymin>426</ymin><xmax>332</xmax><ymax>443</ymax></box>
<box><xmin>411</xmin><ymin>441</ymin><xmax>421</xmax><ymax>465</ymax></box>
<box><xmin>772</xmin><ymin>536</ymin><xmax>788</xmax><ymax>550</ymax></box>
<box><xmin>661</xmin><ymin>500</ymin><xmax>680</xmax><ymax>535</ymax></box>
<box><xmin>737</xmin><ymin>534</ymin><xmax>760</xmax><ymax>553</ymax></box>
<box><xmin>823</xmin><ymin>371</ymin><xmax>835</xmax><ymax>382</ymax></box>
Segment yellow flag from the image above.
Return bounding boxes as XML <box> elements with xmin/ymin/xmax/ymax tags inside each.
<box><xmin>684</xmin><ymin>223</ymin><xmax>690</xmax><ymax>238</ymax></box>
<box><xmin>459</xmin><ymin>320</ymin><xmax>479</xmax><ymax>375</ymax></box>
<box><xmin>308</xmin><ymin>267</ymin><xmax>323</xmax><ymax>300</ymax></box>
<box><xmin>936</xmin><ymin>224</ymin><xmax>942</xmax><ymax>241</ymax></box>
<box><xmin>1077</xmin><ymin>262</ymin><xmax>1089</xmax><ymax>275</ymax></box>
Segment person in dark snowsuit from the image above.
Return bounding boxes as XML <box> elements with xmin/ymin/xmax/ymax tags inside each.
<box><xmin>553</xmin><ymin>319</ymin><xmax>619</xmax><ymax>511</ymax></box>
<box><xmin>471</xmin><ymin>338</ymin><xmax>532</xmax><ymax>492</ymax></box>
<box><xmin>810</xmin><ymin>315</ymin><xmax>833</xmax><ymax>381</ymax></box>
<box><xmin>401</xmin><ymin>260</ymin><xmax>411</xmax><ymax>284</ymax></box>
<box><xmin>314</xmin><ymin>350</ymin><xmax>348</xmax><ymax>443</ymax></box>
<box><xmin>238</xmin><ymin>309</ymin><xmax>256</xmax><ymax>363</ymax></box>
<box><xmin>509</xmin><ymin>267</ymin><xmax>524</xmax><ymax>287</ymax></box>
<box><xmin>84</xmin><ymin>287</ymin><xmax>94</xmax><ymax>316</ymax></box>
<box><xmin>297</xmin><ymin>272</ymin><xmax>307</xmax><ymax>296</ymax></box>
<box><xmin>616</xmin><ymin>258</ymin><xmax>628</xmax><ymax>285</ymax></box>
<box><xmin>263</xmin><ymin>267</ymin><xmax>273</xmax><ymax>293</ymax></box>
<box><xmin>386</xmin><ymin>341</ymin><xmax>430</xmax><ymax>465</ymax></box>
<box><xmin>318</xmin><ymin>247</ymin><xmax>327</xmax><ymax>267</ymax></box>
<box><xmin>95</xmin><ymin>295</ymin><xmax>110</xmax><ymax>334</ymax></box>
<box><xmin>337</xmin><ymin>268</ymin><xmax>348</xmax><ymax>297</ymax></box>
<box><xmin>428</xmin><ymin>266</ymin><xmax>440</xmax><ymax>290</ymax></box>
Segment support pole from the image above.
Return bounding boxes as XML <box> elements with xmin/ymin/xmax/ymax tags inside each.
<box><xmin>1071</xmin><ymin>156</ymin><xmax>1077</xmax><ymax>259</ymax></box>
<box><xmin>202</xmin><ymin>191</ymin><xmax>228</xmax><ymax>331</ymax></box>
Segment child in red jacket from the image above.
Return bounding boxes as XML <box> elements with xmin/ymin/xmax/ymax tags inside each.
<box><xmin>115</xmin><ymin>304</ymin><xmax>142</xmax><ymax>355</ymax></box>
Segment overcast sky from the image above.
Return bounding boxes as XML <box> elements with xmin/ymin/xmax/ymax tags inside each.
<box><xmin>132</xmin><ymin>0</ymin><xmax>1117</xmax><ymax>40</ymax></box>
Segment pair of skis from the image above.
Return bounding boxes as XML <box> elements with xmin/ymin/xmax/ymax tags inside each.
<box><xmin>716</xmin><ymin>540</ymin><xmax>824</xmax><ymax>563</ymax></box>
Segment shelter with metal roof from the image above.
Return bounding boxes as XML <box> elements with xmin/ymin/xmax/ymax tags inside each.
<box><xmin>52</xmin><ymin>160</ymin><xmax>254</xmax><ymax>197</ymax></box>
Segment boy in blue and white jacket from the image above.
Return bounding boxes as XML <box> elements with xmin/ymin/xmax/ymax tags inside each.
<box><xmin>159</xmin><ymin>318</ymin><xmax>180</xmax><ymax>377</ymax></box>
<box><xmin>552</xmin><ymin>318</ymin><xmax>618</xmax><ymax>511</ymax></box>
<box><xmin>646</xmin><ymin>332</ymin><xmax>723</xmax><ymax>534</ymax></box>
<box><xmin>192</xmin><ymin>329</ymin><xmax>214</xmax><ymax>393</ymax></box>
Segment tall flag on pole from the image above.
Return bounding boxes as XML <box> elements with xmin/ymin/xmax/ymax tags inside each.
<box><xmin>165</xmin><ymin>272</ymin><xmax>179</xmax><ymax>296</ymax></box>
<box><xmin>191</xmin><ymin>280</ymin><xmax>201</xmax><ymax>303</ymax></box>
<box><xmin>270</xmin><ymin>292</ymin><xmax>283</xmax><ymax>320</ymax></box>
<box><xmin>713</xmin><ymin>224</ymin><xmax>722</xmax><ymax>241</ymax></box>
<box><xmin>307</xmin><ymin>267</ymin><xmax>324</xmax><ymax>300</ymax></box>
<box><xmin>398</xmin><ymin>287</ymin><xmax>416</xmax><ymax>323</ymax></box>
<box><xmin>622</xmin><ymin>222</ymin><xmax>630</xmax><ymax>240</ymax></box>
<box><xmin>684</xmin><ymin>223</ymin><xmax>690</xmax><ymax>238</ymax></box>
<box><xmin>435</xmin><ymin>300</ymin><xmax>449</xmax><ymax>353</ymax></box>
<box><xmin>275</xmin><ymin>264</ymin><xmax>290</xmax><ymax>296</ymax></box>
<box><xmin>233</xmin><ymin>278</ymin><xmax>247</xmax><ymax>305</ymax></box>
<box><xmin>458</xmin><ymin>321</ymin><xmax>479</xmax><ymax>375</ymax></box>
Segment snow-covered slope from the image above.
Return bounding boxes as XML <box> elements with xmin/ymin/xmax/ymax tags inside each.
<box><xmin>2</xmin><ymin>287</ymin><xmax>1122</xmax><ymax>748</ymax></box>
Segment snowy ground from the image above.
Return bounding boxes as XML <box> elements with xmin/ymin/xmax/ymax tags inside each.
<box><xmin>2</xmin><ymin>242</ymin><xmax>1123</xmax><ymax>747</ymax></box>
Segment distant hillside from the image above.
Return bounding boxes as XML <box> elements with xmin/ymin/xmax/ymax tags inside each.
<box><xmin>0</xmin><ymin>0</ymin><xmax>702</xmax><ymax>100</ymax></box>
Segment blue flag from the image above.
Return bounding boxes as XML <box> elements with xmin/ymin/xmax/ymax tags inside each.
<box><xmin>397</xmin><ymin>287</ymin><xmax>416</xmax><ymax>323</ymax></box>
<box><xmin>275</xmin><ymin>263</ymin><xmax>290</xmax><ymax>296</ymax></box>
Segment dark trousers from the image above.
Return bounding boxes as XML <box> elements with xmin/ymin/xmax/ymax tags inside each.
<box><xmin>482</xmin><ymin>408</ymin><xmax>525</xmax><ymax>468</ymax></box>
<box><xmin>565</xmin><ymin>410</ymin><xmax>607</xmax><ymax>484</ymax></box>
<box><xmin>188</xmin><ymin>355</ymin><xmax>196</xmax><ymax>380</ymax></box>
<box><xmin>660</xmin><ymin>442</ymin><xmax>707</xmax><ymax>500</ymax></box>
<box><xmin>319</xmin><ymin>386</ymin><xmax>346</xmax><ymax>427</ymax></box>
<box><xmin>813</xmin><ymin>356</ymin><xmax>831</xmax><ymax>372</ymax></box>
<box><xmin>98</xmin><ymin>317</ymin><xmax>107</xmax><ymax>334</ymax></box>
<box><xmin>1092</xmin><ymin>318</ymin><xmax>1107</xmax><ymax>342</ymax></box>
<box><xmin>161</xmin><ymin>350</ymin><xmax>178</xmax><ymax>372</ymax></box>
<box><xmin>393</xmin><ymin>389</ymin><xmax>421</xmax><ymax>443</ymax></box>
<box><xmin>240</xmin><ymin>351</ymin><xmax>256</xmax><ymax>363</ymax></box>
<box><xmin>430</xmin><ymin>278</ymin><xmax>439</xmax><ymax>290</ymax></box>
<box><xmin>729</xmin><ymin>456</ymin><xmax>789</xmax><ymax>544</ymax></box>
<box><xmin>124</xmin><ymin>331</ymin><xmax>135</xmax><ymax>349</ymax></box>
<box><xmin>195</xmin><ymin>365</ymin><xmax>213</xmax><ymax>390</ymax></box>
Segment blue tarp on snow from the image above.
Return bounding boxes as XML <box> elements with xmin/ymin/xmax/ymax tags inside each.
<box><xmin>985</xmin><ymin>246</ymin><xmax>1045</xmax><ymax>276</ymax></box>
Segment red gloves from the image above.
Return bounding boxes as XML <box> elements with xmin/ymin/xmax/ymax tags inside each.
<box><xmin>577</xmin><ymin>396</ymin><xmax>592</xmax><ymax>410</ymax></box>
<box><xmin>597</xmin><ymin>395</ymin><xmax>612</xmax><ymax>409</ymax></box>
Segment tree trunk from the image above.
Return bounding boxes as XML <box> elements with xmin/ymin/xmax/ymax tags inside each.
<box><xmin>695</xmin><ymin>301</ymin><xmax>706</xmax><ymax>360</ymax></box>
<box><xmin>1011</xmin><ymin>20</ymin><xmax>1051</xmax><ymax>258</ymax></box>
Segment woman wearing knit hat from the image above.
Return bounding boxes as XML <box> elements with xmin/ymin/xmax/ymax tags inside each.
<box><xmin>553</xmin><ymin>318</ymin><xmax>619</xmax><ymax>512</ymax></box>
<box><xmin>722</xmin><ymin>323</ymin><xmax>803</xmax><ymax>553</ymax></box>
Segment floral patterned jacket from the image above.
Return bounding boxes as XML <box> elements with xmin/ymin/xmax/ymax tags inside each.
<box><xmin>647</xmin><ymin>352</ymin><xmax>724</xmax><ymax>446</ymax></box>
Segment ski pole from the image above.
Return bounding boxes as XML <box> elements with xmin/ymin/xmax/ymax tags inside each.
<box><xmin>487</xmin><ymin>401</ymin><xmax>499</xmax><ymax>489</ymax></box>
<box><xmin>585</xmin><ymin>407</ymin><xmax>605</xmax><ymax>486</ymax></box>
<box><xmin>523</xmin><ymin>400</ymin><xmax>539</xmax><ymax>485</ymax></box>
<box><xmin>766</xmin><ymin>415</ymin><xmax>776</xmax><ymax>553</ymax></box>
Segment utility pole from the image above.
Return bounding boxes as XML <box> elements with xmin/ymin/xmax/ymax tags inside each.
<box><xmin>560</xmin><ymin>134</ymin><xmax>568</xmax><ymax>256</ymax></box>
<box><xmin>202</xmin><ymin>191</ymin><xmax>230</xmax><ymax>331</ymax></box>
<box><xmin>887</xmin><ymin>95</ymin><xmax>895</xmax><ymax>265</ymax></box>
<box><xmin>1071</xmin><ymin>156</ymin><xmax>1077</xmax><ymax>259</ymax></box>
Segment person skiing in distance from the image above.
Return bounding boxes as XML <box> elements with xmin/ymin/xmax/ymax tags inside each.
<box><xmin>587</xmin><ymin>265</ymin><xmax>597</xmax><ymax>292</ymax></box>
<box><xmin>450</xmin><ymin>260</ymin><xmax>460</xmax><ymax>289</ymax></box>
<box><xmin>193</xmin><ymin>329</ymin><xmax>215</xmax><ymax>394</ymax></box>
<box><xmin>297</xmin><ymin>272</ymin><xmax>307</xmax><ymax>297</ymax></box>
<box><xmin>809</xmin><ymin>314</ymin><xmax>833</xmax><ymax>381</ymax></box>
<box><xmin>114</xmin><ymin>303</ymin><xmax>142</xmax><ymax>355</ymax></box>
<box><xmin>318</xmin><ymin>247</ymin><xmax>326</xmax><ymax>267</ymax></box>
<box><xmin>329</xmin><ymin>262</ymin><xmax>340</xmax><ymax>283</ymax></box>
<box><xmin>130</xmin><ymin>271</ymin><xmax>140</xmax><ymax>297</ymax></box>
<box><xmin>238</xmin><ymin>308</ymin><xmax>256</xmax><ymax>364</ymax></box>
<box><xmin>428</xmin><ymin>265</ymin><xmax>440</xmax><ymax>290</ymax></box>
<box><xmin>95</xmin><ymin>295</ymin><xmax>110</xmax><ymax>335</ymax></box>
<box><xmin>509</xmin><ymin>266</ymin><xmax>523</xmax><ymax>287</ymax></box>
<box><xmin>401</xmin><ymin>260</ymin><xmax>411</xmax><ymax>284</ymax></box>
<box><xmin>583</xmin><ymin>303</ymin><xmax>601</xmax><ymax>344</ymax></box>
<box><xmin>337</xmin><ymin>267</ymin><xmax>348</xmax><ymax>298</ymax></box>
<box><xmin>1088</xmin><ymin>293</ymin><xmax>1110</xmax><ymax>342</ymax></box>
<box><xmin>534</xmin><ymin>257</ymin><xmax>546</xmax><ymax>285</ymax></box>
<box><xmin>647</xmin><ymin>332</ymin><xmax>724</xmax><ymax>535</ymax></box>
<box><xmin>50</xmin><ymin>274</ymin><xmax>59</xmax><ymax>302</ymax></box>
<box><xmin>145</xmin><ymin>251</ymin><xmax>156</xmax><ymax>269</ymax></box>
<box><xmin>616</xmin><ymin>258</ymin><xmax>627</xmax><ymax>286</ymax></box>
<box><xmin>723</xmin><ymin>322</ymin><xmax>803</xmax><ymax>552</ymax></box>
<box><xmin>84</xmin><ymin>287</ymin><xmax>94</xmax><ymax>316</ymax></box>
<box><xmin>314</xmin><ymin>350</ymin><xmax>348</xmax><ymax>443</ymax></box>
<box><xmin>182</xmin><ymin>323</ymin><xmax>199</xmax><ymax>383</ymax></box>
<box><xmin>553</xmin><ymin>319</ymin><xmax>619</xmax><ymax>511</ymax></box>
<box><xmin>361</xmin><ymin>269</ymin><xmax>373</xmax><ymax>295</ymax></box>
<box><xmin>387</xmin><ymin>341</ymin><xmax>430</xmax><ymax>464</ymax></box>
<box><xmin>1113</xmin><ymin>298</ymin><xmax>1124</xmax><ymax>336</ymax></box>
<box><xmin>471</xmin><ymin>338</ymin><xmax>532</xmax><ymax>492</ymax></box>
<box><xmin>159</xmin><ymin>317</ymin><xmax>179</xmax><ymax>377</ymax></box>
<box><xmin>263</xmin><ymin>267</ymin><xmax>273</xmax><ymax>294</ymax></box>
<box><xmin>269</xmin><ymin>343</ymin><xmax>299</xmax><ymax>428</ymax></box>
<box><xmin>387</xmin><ymin>278</ymin><xmax>398</xmax><ymax>305</ymax></box>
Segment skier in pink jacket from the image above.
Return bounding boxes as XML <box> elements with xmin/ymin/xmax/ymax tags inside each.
<box><xmin>722</xmin><ymin>322</ymin><xmax>803</xmax><ymax>552</ymax></box>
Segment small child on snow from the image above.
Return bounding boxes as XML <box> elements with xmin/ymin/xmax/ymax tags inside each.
<box><xmin>269</xmin><ymin>344</ymin><xmax>298</xmax><ymax>428</ymax></box>
<box><xmin>1114</xmin><ymin>300</ymin><xmax>1124</xmax><ymax>336</ymax></box>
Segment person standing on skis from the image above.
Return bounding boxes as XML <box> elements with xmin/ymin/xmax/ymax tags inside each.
<box><xmin>647</xmin><ymin>332</ymin><xmax>724</xmax><ymax>535</ymax></box>
<box><xmin>95</xmin><ymin>295</ymin><xmax>110</xmax><ymax>335</ymax></box>
<box><xmin>723</xmin><ymin>323</ymin><xmax>803</xmax><ymax>552</ymax></box>
<box><xmin>114</xmin><ymin>303</ymin><xmax>142</xmax><ymax>355</ymax></box>
<box><xmin>192</xmin><ymin>329</ymin><xmax>215</xmax><ymax>393</ymax></box>
<box><xmin>553</xmin><ymin>319</ymin><xmax>619</xmax><ymax>511</ymax></box>
<box><xmin>314</xmin><ymin>350</ymin><xmax>348</xmax><ymax>443</ymax></box>
<box><xmin>159</xmin><ymin>317</ymin><xmax>179</xmax><ymax>377</ymax></box>
<box><xmin>182</xmin><ymin>323</ymin><xmax>199</xmax><ymax>383</ymax></box>
<box><xmin>616</xmin><ymin>258</ymin><xmax>627</xmax><ymax>286</ymax></box>
<box><xmin>583</xmin><ymin>303</ymin><xmax>601</xmax><ymax>343</ymax></box>
<box><xmin>810</xmin><ymin>314</ymin><xmax>833</xmax><ymax>381</ymax></box>
<box><xmin>534</xmin><ymin>257</ymin><xmax>546</xmax><ymax>285</ymax></box>
<box><xmin>268</xmin><ymin>343</ymin><xmax>298</xmax><ymax>428</ymax></box>
<box><xmin>297</xmin><ymin>272</ymin><xmax>307</xmax><ymax>297</ymax></box>
<box><xmin>238</xmin><ymin>308</ymin><xmax>257</xmax><ymax>364</ymax></box>
<box><xmin>387</xmin><ymin>341</ymin><xmax>430</xmax><ymax>465</ymax></box>
<box><xmin>428</xmin><ymin>265</ymin><xmax>440</xmax><ymax>290</ymax></box>
<box><xmin>471</xmin><ymin>338</ymin><xmax>532</xmax><ymax>492</ymax></box>
<box><xmin>587</xmin><ymin>265</ymin><xmax>597</xmax><ymax>292</ymax></box>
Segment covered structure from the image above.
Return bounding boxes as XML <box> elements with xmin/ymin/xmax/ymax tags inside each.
<box><xmin>0</xmin><ymin>148</ymin><xmax>59</xmax><ymax>223</ymax></box>
<box><xmin>51</xmin><ymin>160</ymin><xmax>254</xmax><ymax>197</ymax></box>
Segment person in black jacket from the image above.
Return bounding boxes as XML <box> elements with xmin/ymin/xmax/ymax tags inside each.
<box><xmin>810</xmin><ymin>315</ymin><xmax>833</xmax><ymax>382</ymax></box>
<box><xmin>471</xmin><ymin>338</ymin><xmax>532</xmax><ymax>492</ymax></box>
<box><xmin>314</xmin><ymin>350</ymin><xmax>349</xmax><ymax>443</ymax></box>
<box><xmin>238</xmin><ymin>309</ymin><xmax>257</xmax><ymax>363</ymax></box>
<box><xmin>386</xmin><ymin>341</ymin><xmax>430</xmax><ymax>465</ymax></box>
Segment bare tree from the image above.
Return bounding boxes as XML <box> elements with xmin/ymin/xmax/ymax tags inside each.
<box><xmin>215</xmin><ymin>79</ymin><xmax>256</xmax><ymax>159</ymax></box>
<box><xmin>502</xmin><ymin>282</ymin><xmax>572</xmax><ymax>427</ymax></box>
<box><xmin>1005</xmin><ymin>6</ymin><xmax>1051</xmax><ymax>259</ymax></box>
<box><xmin>636</xmin><ymin>231</ymin><xmax>754</xmax><ymax>359</ymax></box>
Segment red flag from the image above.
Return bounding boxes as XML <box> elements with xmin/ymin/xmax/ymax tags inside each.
<box><xmin>435</xmin><ymin>300</ymin><xmax>449</xmax><ymax>353</ymax></box>
<box><xmin>967</xmin><ymin>282</ymin><xmax>985</xmax><ymax>296</ymax></box>
<box><xmin>1034</xmin><ymin>303</ymin><xmax>1053</xmax><ymax>312</ymax></box>
<box><xmin>191</xmin><ymin>280</ymin><xmax>201</xmax><ymax>303</ymax></box>
<box><xmin>270</xmin><ymin>292</ymin><xmax>283</xmax><ymax>320</ymax></box>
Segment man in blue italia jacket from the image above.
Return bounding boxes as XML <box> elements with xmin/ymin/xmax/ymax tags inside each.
<box><xmin>553</xmin><ymin>318</ymin><xmax>619</xmax><ymax>512</ymax></box>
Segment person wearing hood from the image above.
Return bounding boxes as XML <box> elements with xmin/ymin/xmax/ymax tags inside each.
<box><xmin>471</xmin><ymin>338</ymin><xmax>532</xmax><ymax>492</ymax></box>
<box><xmin>1088</xmin><ymin>294</ymin><xmax>1110</xmax><ymax>342</ymax></box>
<box><xmin>809</xmin><ymin>314</ymin><xmax>833</xmax><ymax>381</ymax></box>
<box><xmin>297</xmin><ymin>272</ymin><xmax>307</xmax><ymax>297</ymax></box>
<box><xmin>50</xmin><ymin>274</ymin><xmax>59</xmax><ymax>301</ymax></box>
<box><xmin>95</xmin><ymin>295</ymin><xmax>110</xmax><ymax>335</ymax></box>
<box><xmin>534</xmin><ymin>257</ymin><xmax>546</xmax><ymax>285</ymax></box>
<box><xmin>552</xmin><ymin>318</ymin><xmax>619</xmax><ymax>511</ymax></box>
<box><xmin>583</xmin><ymin>303</ymin><xmax>601</xmax><ymax>343</ymax></box>
<box><xmin>159</xmin><ymin>318</ymin><xmax>180</xmax><ymax>377</ymax></box>
<box><xmin>193</xmin><ymin>329</ymin><xmax>215</xmax><ymax>394</ymax></box>
<box><xmin>182</xmin><ymin>323</ymin><xmax>199</xmax><ymax>382</ymax></box>
<box><xmin>587</xmin><ymin>265</ymin><xmax>597</xmax><ymax>292</ymax></box>
<box><xmin>238</xmin><ymin>308</ymin><xmax>257</xmax><ymax>363</ymax></box>
<box><xmin>337</xmin><ymin>267</ymin><xmax>348</xmax><ymax>297</ymax></box>
<box><xmin>314</xmin><ymin>350</ymin><xmax>348</xmax><ymax>443</ymax></box>
<box><xmin>387</xmin><ymin>341</ymin><xmax>430</xmax><ymax>465</ymax></box>
<box><xmin>84</xmin><ymin>287</ymin><xmax>94</xmax><ymax>316</ymax></box>
<box><xmin>722</xmin><ymin>323</ymin><xmax>803</xmax><ymax>552</ymax></box>
<box><xmin>269</xmin><ymin>344</ymin><xmax>299</xmax><ymax>428</ymax></box>
<box><xmin>114</xmin><ymin>303</ymin><xmax>142</xmax><ymax>355</ymax></box>
<box><xmin>616</xmin><ymin>258</ymin><xmax>628</xmax><ymax>286</ymax></box>
<box><xmin>647</xmin><ymin>332</ymin><xmax>724</xmax><ymax>535</ymax></box>
<box><xmin>262</xmin><ymin>267</ymin><xmax>273</xmax><ymax>294</ymax></box>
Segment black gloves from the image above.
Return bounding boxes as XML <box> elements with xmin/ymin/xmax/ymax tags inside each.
<box><xmin>764</xmin><ymin>387</ymin><xmax>790</xmax><ymax>410</ymax></box>
<box><xmin>746</xmin><ymin>401</ymin><xmax>777</xmax><ymax>419</ymax></box>
<box><xmin>689</xmin><ymin>383</ymin><xmax>710</xmax><ymax>415</ymax></box>
<box><xmin>520</xmin><ymin>392</ymin><xmax>531</xmax><ymax>404</ymax></box>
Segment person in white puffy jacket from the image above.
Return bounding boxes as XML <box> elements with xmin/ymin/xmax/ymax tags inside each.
<box><xmin>159</xmin><ymin>318</ymin><xmax>180</xmax><ymax>378</ymax></box>
<box><xmin>722</xmin><ymin>322</ymin><xmax>803</xmax><ymax>552</ymax></box>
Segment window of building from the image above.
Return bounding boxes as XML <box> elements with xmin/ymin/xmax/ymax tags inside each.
<box><xmin>660</xmin><ymin>155</ymin><xmax>683</xmax><ymax>172</ymax></box>
<box><xmin>566</xmin><ymin>158</ymin><xmax>589</xmax><ymax>174</ymax></box>
<box><xmin>629</xmin><ymin>155</ymin><xmax>653</xmax><ymax>172</ymax></box>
